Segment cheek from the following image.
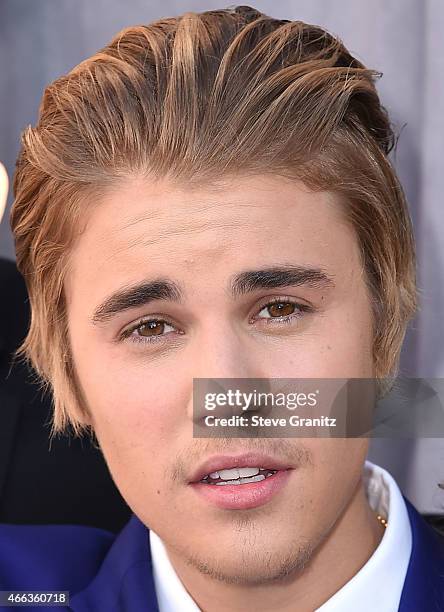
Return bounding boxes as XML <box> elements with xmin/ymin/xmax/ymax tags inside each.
<box><xmin>70</xmin><ymin>314</ymin><xmax>173</xmax><ymax>426</ymax></box>
<box><xmin>81</xmin><ymin>359</ymin><xmax>180</xmax><ymax>438</ymax></box>
<box><xmin>70</xmin><ymin>337</ymin><xmax>182</xmax><ymax>478</ymax></box>
<box><xmin>315</xmin><ymin>292</ymin><xmax>374</xmax><ymax>376</ymax></box>
<box><xmin>76</xmin><ymin>361</ymin><xmax>181</xmax><ymax>514</ymax></box>
<box><xmin>262</xmin><ymin>308</ymin><xmax>373</xmax><ymax>379</ymax></box>
<box><xmin>305</xmin><ymin>439</ymin><xmax>369</xmax><ymax>505</ymax></box>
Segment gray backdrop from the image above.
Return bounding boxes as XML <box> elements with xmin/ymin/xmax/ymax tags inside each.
<box><xmin>0</xmin><ymin>0</ymin><xmax>443</xmax><ymax>512</ymax></box>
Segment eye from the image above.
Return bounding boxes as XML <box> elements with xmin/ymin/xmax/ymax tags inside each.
<box><xmin>253</xmin><ymin>298</ymin><xmax>313</xmax><ymax>325</ymax></box>
<box><xmin>119</xmin><ymin>298</ymin><xmax>314</xmax><ymax>347</ymax></box>
<box><xmin>120</xmin><ymin>318</ymin><xmax>180</xmax><ymax>345</ymax></box>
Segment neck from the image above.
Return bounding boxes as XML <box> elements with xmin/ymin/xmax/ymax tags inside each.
<box><xmin>165</xmin><ymin>479</ymin><xmax>385</xmax><ymax>612</ymax></box>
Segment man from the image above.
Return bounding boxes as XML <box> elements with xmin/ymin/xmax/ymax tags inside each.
<box><xmin>2</xmin><ymin>5</ymin><xmax>443</xmax><ymax>611</ymax></box>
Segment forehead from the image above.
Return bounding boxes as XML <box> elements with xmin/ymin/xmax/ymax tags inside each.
<box><xmin>65</xmin><ymin>174</ymin><xmax>360</xmax><ymax>300</ymax></box>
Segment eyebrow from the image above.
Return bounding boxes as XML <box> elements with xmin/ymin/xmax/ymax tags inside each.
<box><xmin>230</xmin><ymin>266</ymin><xmax>335</xmax><ymax>298</ymax></box>
<box><xmin>91</xmin><ymin>280</ymin><xmax>182</xmax><ymax>325</ymax></box>
<box><xmin>91</xmin><ymin>265</ymin><xmax>335</xmax><ymax>325</ymax></box>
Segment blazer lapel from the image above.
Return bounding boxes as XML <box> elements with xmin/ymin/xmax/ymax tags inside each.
<box><xmin>70</xmin><ymin>514</ymin><xmax>159</xmax><ymax>611</ymax></box>
<box><xmin>398</xmin><ymin>496</ymin><xmax>444</xmax><ymax>611</ymax></box>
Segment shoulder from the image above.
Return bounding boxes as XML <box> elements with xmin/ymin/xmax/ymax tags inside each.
<box><xmin>0</xmin><ymin>522</ymin><xmax>115</xmax><ymax>595</ymax></box>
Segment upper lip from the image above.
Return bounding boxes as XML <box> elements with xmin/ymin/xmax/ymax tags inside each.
<box><xmin>188</xmin><ymin>452</ymin><xmax>294</xmax><ymax>483</ymax></box>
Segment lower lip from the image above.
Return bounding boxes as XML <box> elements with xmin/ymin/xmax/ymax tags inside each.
<box><xmin>189</xmin><ymin>469</ymin><xmax>293</xmax><ymax>510</ymax></box>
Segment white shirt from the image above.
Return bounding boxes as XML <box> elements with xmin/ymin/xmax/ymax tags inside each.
<box><xmin>149</xmin><ymin>460</ymin><xmax>412</xmax><ymax>612</ymax></box>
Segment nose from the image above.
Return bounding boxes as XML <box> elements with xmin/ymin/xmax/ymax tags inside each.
<box><xmin>184</xmin><ymin>326</ymin><xmax>270</xmax><ymax>423</ymax></box>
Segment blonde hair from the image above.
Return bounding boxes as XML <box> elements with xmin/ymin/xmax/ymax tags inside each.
<box><xmin>10</xmin><ymin>5</ymin><xmax>417</xmax><ymax>436</ymax></box>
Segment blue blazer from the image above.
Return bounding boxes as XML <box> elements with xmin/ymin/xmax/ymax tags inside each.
<box><xmin>0</xmin><ymin>497</ymin><xmax>443</xmax><ymax>611</ymax></box>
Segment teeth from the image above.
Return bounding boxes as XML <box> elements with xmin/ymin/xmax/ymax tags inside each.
<box><xmin>200</xmin><ymin>467</ymin><xmax>279</xmax><ymax>483</ymax></box>
<box><xmin>243</xmin><ymin>474</ymin><xmax>265</xmax><ymax>483</ymax></box>
<box><xmin>218</xmin><ymin>467</ymin><xmax>260</xmax><ymax>480</ymax></box>
<box><xmin>218</xmin><ymin>468</ymin><xmax>240</xmax><ymax>480</ymax></box>
<box><xmin>237</xmin><ymin>467</ymin><xmax>260</xmax><ymax>478</ymax></box>
<box><xmin>215</xmin><ymin>474</ymin><xmax>266</xmax><ymax>485</ymax></box>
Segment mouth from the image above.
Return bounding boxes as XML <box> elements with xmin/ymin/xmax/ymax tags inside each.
<box><xmin>188</xmin><ymin>452</ymin><xmax>294</xmax><ymax>510</ymax></box>
<box><xmin>199</xmin><ymin>466</ymin><xmax>279</xmax><ymax>485</ymax></box>
<box><xmin>188</xmin><ymin>451</ymin><xmax>294</xmax><ymax>484</ymax></box>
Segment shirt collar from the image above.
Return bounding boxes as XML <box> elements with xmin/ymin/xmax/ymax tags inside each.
<box><xmin>149</xmin><ymin>460</ymin><xmax>412</xmax><ymax>612</ymax></box>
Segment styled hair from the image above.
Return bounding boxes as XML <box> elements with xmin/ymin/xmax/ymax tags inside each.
<box><xmin>10</xmin><ymin>5</ymin><xmax>417</xmax><ymax>436</ymax></box>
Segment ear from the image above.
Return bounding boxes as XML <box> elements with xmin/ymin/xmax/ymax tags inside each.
<box><xmin>0</xmin><ymin>163</ymin><xmax>9</xmax><ymax>224</ymax></box>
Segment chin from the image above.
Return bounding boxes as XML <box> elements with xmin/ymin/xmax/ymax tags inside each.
<box><xmin>179</xmin><ymin>530</ymin><xmax>315</xmax><ymax>586</ymax></box>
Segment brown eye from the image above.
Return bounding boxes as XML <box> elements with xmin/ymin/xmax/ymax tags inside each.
<box><xmin>267</xmin><ymin>302</ymin><xmax>296</xmax><ymax>317</ymax></box>
<box><xmin>137</xmin><ymin>320</ymin><xmax>167</xmax><ymax>336</ymax></box>
<box><xmin>254</xmin><ymin>300</ymin><xmax>311</xmax><ymax>324</ymax></box>
<box><xmin>120</xmin><ymin>317</ymin><xmax>179</xmax><ymax>346</ymax></box>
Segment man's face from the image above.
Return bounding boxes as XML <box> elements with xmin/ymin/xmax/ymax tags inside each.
<box><xmin>65</xmin><ymin>174</ymin><xmax>375</xmax><ymax>583</ymax></box>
